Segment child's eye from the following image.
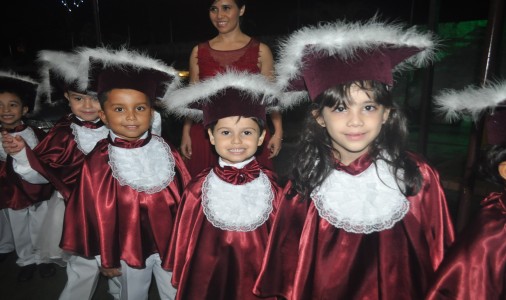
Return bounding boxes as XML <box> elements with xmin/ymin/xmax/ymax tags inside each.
<box><xmin>364</xmin><ymin>105</ymin><xmax>377</xmax><ymax>111</ymax></box>
<box><xmin>334</xmin><ymin>106</ymin><xmax>346</xmax><ymax>112</ymax></box>
<box><xmin>136</xmin><ymin>106</ymin><xmax>146</xmax><ymax>111</ymax></box>
<box><xmin>243</xmin><ymin>130</ymin><xmax>253</xmax><ymax>136</ymax></box>
<box><xmin>220</xmin><ymin>130</ymin><xmax>230</xmax><ymax>135</ymax></box>
<box><xmin>209</xmin><ymin>6</ymin><xmax>217</xmax><ymax>13</ymax></box>
<box><xmin>9</xmin><ymin>103</ymin><xmax>19</xmax><ymax>107</ymax></box>
<box><xmin>222</xmin><ymin>5</ymin><xmax>231</xmax><ymax>10</ymax></box>
<box><xmin>114</xmin><ymin>107</ymin><xmax>124</xmax><ymax>112</ymax></box>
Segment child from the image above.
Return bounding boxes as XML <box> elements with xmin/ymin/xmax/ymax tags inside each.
<box><xmin>253</xmin><ymin>18</ymin><xmax>455</xmax><ymax>299</ymax></box>
<box><xmin>3</xmin><ymin>50</ymin><xmax>109</xmax><ymax>299</ymax></box>
<box><xmin>0</xmin><ymin>71</ymin><xmax>54</xmax><ymax>281</ymax></box>
<box><xmin>164</xmin><ymin>71</ymin><xmax>283</xmax><ymax>300</ymax></box>
<box><xmin>426</xmin><ymin>82</ymin><xmax>506</xmax><ymax>299</ymax></box>
<box><xmin>60</xmin><ymin>47</ymin><xmax>190</xmax><ymax>300</ymax></box>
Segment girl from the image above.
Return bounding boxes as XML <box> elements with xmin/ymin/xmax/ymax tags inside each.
<box><xmin>254</xmin><ymin>18</ymin><xmax>455</xmax><ymax>299</ymax></box>
<box><xmin>180</xmin><ymin>0</ymin><xmax>283</xmax><ymax>176</ymax></box>
<box><xmin>426</xmin><ymin>81</ymin><xmax>506</xmax><ymax>299</ymax></box>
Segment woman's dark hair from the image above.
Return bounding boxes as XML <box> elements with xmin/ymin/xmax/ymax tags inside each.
<box><xmin>479</xmin><ymin>144</ymin><xmax>506</xmax><ymax>187</ymax></box>
<box><xmin>210</xmin><ymin>0</ymin><xmax>246</xmax><ymax>8</ymax></box>
<box><xmin>289</xmin><ymin>80</ymin><xmax>422</xmax><ymax>198</ymax></box>
<box><xmin>208</xmin><ymin>115</ymin><xmax>265</xmax><ymax>133</ymax></box>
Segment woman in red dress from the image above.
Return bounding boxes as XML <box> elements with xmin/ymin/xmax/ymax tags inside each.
<box><xmin>180</xmin><ymin>0</ymin><xmax>283</xmax><ymax>177</ymax></box>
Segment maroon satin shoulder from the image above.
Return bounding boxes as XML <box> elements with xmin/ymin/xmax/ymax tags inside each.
<box><xmin>426</xmin><ymin>192</ymin><xmax>506</xmax><ymax>300</ymax></box>
<box><xmin>26</xmin><ymin>114</ymin><xmax>99</xmax><ymax>201</ymax></box>
<box><xmin>0</xmin><ymin>125</ymin><xmax>53</xmax><ymax>210</ymax></box>
<box><xmin>169</xmin><ymin>161</ymin><xmax>281</xmax><ymax>300</ymax></box>
<box><xmin>254</xmin><ymin>153</ymin><xmax>455</xmax><ymax>299</ymax></box>
<box><xmin>61</xmin><ymin>135</ymin><xmax>191</xmax><ymax>269</ymax></box>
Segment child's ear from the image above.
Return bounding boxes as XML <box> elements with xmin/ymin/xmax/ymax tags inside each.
<box><xmin>207</xmin><ymin>128</ymin><xmax>216</xmax><ymax>145</ymax></box>
<box><xmin>64</xmin><ymin>92</ymin><xmax>70</xmax><ymax>101</ymax></box>
<box><xmin>312</xmin><ymin>109</ymin><xmax>326</xmax><ymax>127</ymax></box>
<box><xmin>257</xmin><ymin>129</ymin><xmax>266</xmax><ymax>146</ymax></box>
<box><xmin>98</xmin><ymin>110</ymin><xmax>107</xmax><ymax>125</ymax></box>
<box><xmin>498</xmin><ymin>162</ymin><xmax>506</xmax><ymax>181</ymax></box>
<box><xmin>22</xmin><ymin>106</ymin><xmax>29</xmax><ymax>116</ymax></box>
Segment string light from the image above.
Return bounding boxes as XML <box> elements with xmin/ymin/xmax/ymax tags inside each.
<box><xmin>60</xmin><ymin>0</ymin><xmax>84</xmax><ymax>12</ymax></box>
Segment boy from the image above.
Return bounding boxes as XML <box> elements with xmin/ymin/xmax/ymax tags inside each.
<box><xmin>0</xmin><ymin>71</ymin><xmax>54</xmax><ymax>281</ymax></box>
<box><xmin>2</xmin><ymin>50</ymin><xmax>108</xmax><ymax>298</ymax></box>
<box><xmin>60</xmin><ymin>47</ymin><xmax>190</xmax><ymax>300</ymax></box>
<box><xmin>164</xmin><ymin>70</ymin><xmax>283</xmax><ymax>300</ymax></box>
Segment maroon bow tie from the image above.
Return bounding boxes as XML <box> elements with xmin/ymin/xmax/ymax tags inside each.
<box><xmin>71</xmin><ymin>115</ymin><xmax>104</xmax><ymax>129</ymax></box>
<box><xmin>1</xmin><ymin>124</ymin><xmax>27</xmax><ymax>133</ymax></box>
<box><xmin>213</xmin><ymin>160</ymin><xmax>261</xmax><ymax>185</ymax></box>
<box><xmin>109</xmin><ymin>133</ymin><xmax>151</xmax><ymax>149</ymax></box>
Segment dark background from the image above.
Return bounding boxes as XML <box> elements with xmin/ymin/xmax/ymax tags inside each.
<box><xmin>0</xmin><ymin>0</ymin><xmax>490</xmax><ymax>71</ymax></box>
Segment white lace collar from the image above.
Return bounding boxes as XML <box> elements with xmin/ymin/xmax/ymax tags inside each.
<box><xmin>202</xmin><ymin>169</ymin><xmax>274</xmax><ymax>232</ymax></box>
<box><xmin>311</xmin><ymin>159</ymin><xmax>410</xmax><ymax>234</ymax></box>
<box><xmin>108</xmin><ymin>135</ymin><xmax>175</xmax><ymax>194</ymax></box>
<box><xmin>0</xmin><ymin>126</ymin><xmax>38</xmax><ymax>161</ymax></box>
<box><xmin>70</xmin><ymin>122</ymin><xmax>109</xmax><ymax>155</ymax></box>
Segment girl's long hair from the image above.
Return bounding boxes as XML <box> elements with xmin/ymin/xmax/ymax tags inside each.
<box><xmin>289</xmin><ymin>80</ymin><xmax>422</xmax><ymax>198</ymax></box>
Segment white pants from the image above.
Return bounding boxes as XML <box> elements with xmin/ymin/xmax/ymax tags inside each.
<box><xmin>59</xmin><ymin>255</ymin><xmax>100</xmax><ymax>300</ymax></box>
<box><xmin>35</xmin><ymin>191</ymin><xmax>66</xmax><ymax>265</ymax></box>
<box><xmin>0</xmin><ymin>209</ymin><xmax>14</xmax><ymax>253</ymax></box>
<box><xmin>8</xmin><ymin>201</ymin><xmax>48</xmax><ymax>266</ymax></box>
<box><xmin>99</xmin><ymin>253</ymin><xmax>177</xmax><ymax>300</ymax></box>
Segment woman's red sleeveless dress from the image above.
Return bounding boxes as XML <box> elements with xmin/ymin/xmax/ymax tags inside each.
<box><xmin>186</xmin><ymin>38</ymin><xmax>274</xmax><ymax>177</ymax></box>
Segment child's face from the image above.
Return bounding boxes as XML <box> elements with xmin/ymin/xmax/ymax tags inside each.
<box><xmin>98</xmin><ymin>89</ymin><xmax>153</xmax><ymax>141</ymax></box>
<box><xmin>0</xmin><ymin>92</ymin><xmax>28</xmax><ymax>129</ymax></box>
<box><xmin>208</xmin><ymin>116</ymin><xmax>266</xmax><ymax>164</ymax></box>
<box><xmin>314</xmin><ymin>83</ymin><xmax>390</xmax><ymax>165</ymax></box>
<box><xmin>65</xmin><ymin>91</ymin><xmax>101</xmax><ymax>121</ymax></box>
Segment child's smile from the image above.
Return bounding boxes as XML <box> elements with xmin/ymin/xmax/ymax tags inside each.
<box><xmin>0</xmin><ymin>92</ymin><xmax>28</xmax><ymax>129</ymax></box>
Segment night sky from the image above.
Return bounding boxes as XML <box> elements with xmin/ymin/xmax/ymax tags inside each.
<box><xmin>0</xmin><ymin>0</ymin><xmax>490</xmax><ymax>70</ymax></box>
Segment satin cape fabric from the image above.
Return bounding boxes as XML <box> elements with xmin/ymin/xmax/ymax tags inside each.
<box><xmin>25</xmin><ymin>114</ymin><xmax>103</xmax><ymax>201</ymax></box>
<box><xmin>254</xmin><ymin>152</ymin><xmax>455</xmax><ymax>300</ymax></box>
<box><xmin>426</xmin><ymin>192</ymin><xmax>506</xmax><ymax>300</ymax></box>
<box><xmin>60</xmin><ymin>134</ymin><xmax>191</xmax><ymax>269</ymax></box>
<box><xmin>169</xmin><ymin>160</ymin><xmax>281</xmax><ymax>300</ymax></box>
<box><xmin>0</xmin><ymin>125</ymin><xmax>53</xmax><ymax>210</ymax></box>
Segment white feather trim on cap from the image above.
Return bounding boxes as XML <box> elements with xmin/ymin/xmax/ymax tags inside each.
<box><xmin>434</xmin><ymin>81</ymin><xmax>506</xmax><ymax>122</ymax></box>
<box><xmin>0</xmin><ymin>70</ymin><xmax>41</xmax><ymax>116</ymax></box>
<box><xmin>37</xmin><ymin>50</ymin><xmax>81</xmax><ymax>105</ymax></box>
<box><xmin>163</xmin><ymin>70</ymin><xmax>280</xmax><ymax>121</ymax></box>
<box><xmin>275</xmin><ymin>16</ymin><xmax>438</xmax><ymax>108</ymax></box>
<box><xmin>75</xmin><ymin>47</ymin><xmax>181</xmax><ymax>97</ymax></box>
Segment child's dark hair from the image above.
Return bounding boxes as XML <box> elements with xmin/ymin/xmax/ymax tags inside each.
<box><xmin>208</xmin><ymin>116</ymin><xmax>265</xmax><ymax>133</ymax></box>
<box><xmin>289</xmin><ymin>80</ymin><xmax>422</xmax><ymax>198</ymax></box>
<box><xmin>479</xmin><ymin>144</ymin><xmax>506</xmax><ymax>187</ymax></box>
<box><xmin>97</xmin><ymin>90</ymin><xmax>154</xmax><ymax>108</ymax></box>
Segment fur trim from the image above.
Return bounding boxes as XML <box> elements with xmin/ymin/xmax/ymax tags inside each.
<box><xmin>434</xmin><ymin>81</ymin><xmax>506</xmax><ymax>122</ymax></box>
<box><xmin>163</xmin><ymin>70</ymin><xmax>280</xmax><ymax>121</ymax></box>
<box><xmin>0</xmin><ymin>70</ymin><xmax>41</xmax><ymax>116</ymax></box>
<box><xmin>275</xmin><ymin>16</ymin><xmax>438</xmax><ymax>108</ymax></box>
<box><xmin>75</xmin><ymin>47</ymin><xmax>181</xmax><ymax>97</ymax></box>
<box><xmin>36</xmin><ymin>50</ymin><xmax>81</xmax><ymax>106</ymax></box>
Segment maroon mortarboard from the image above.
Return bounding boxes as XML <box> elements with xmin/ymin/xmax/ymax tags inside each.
<box><xmin>76</xmin><ymin>47</ymin><xmax>180</xmax><ymax>101</ymax></box>
<box><xmin>163</xmin><ymin>70</ymin><xmax>280</xmax><ymax>127</ymax></box>
<box><xmin>0</xmin><ymin>71</ymin><xmax>39</xmax><ymax>114</ymax></box>
<box><xmin>275</xmin><ymin>17</ymin><xmax>438</xmax><ymax>108</ymax></box>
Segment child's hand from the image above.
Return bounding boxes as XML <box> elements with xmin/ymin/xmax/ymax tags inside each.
<box><xmin>1</xmin><ymin>131</ymin><xmax>26</xmax><ymax>154</ymax></box>
<box><xmin>267</xmin><ymin>134</ymin><xmax>283</xmax><ymax>159</ymax></box>
<box><xmin>99</xmin><ymin>266</ymin><xmax>122</xmax><ymax>278</ymax></box>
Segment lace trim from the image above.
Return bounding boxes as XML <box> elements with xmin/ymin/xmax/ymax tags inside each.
<box><xmin>108</xmin><ymin>136</ymin><xmax>175</xmax><ymax>194</ymax></box>
<box><xmin>311</xmin><ymin>159</ymin><xmax>410</xmax><ymax>234</ymax></box>
<box><xmin>0</xmin><ymin>127</ymin><xmax>39</xmax><ymax>161</ymax></box>
<box><xmin>70</xmin><ymin>123</ymin><xmax>109</xmax><ymax>155</ymax></box>
<box><xmin>202</xmin><ymin>170</ymin><xmax>274</xmax><ymax>232</ymax></box>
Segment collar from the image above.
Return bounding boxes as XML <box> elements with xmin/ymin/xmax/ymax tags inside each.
<box><xmin>108</xmin><ymin>131</ymin><xmax>150</xmax><ymax>149</ymax></box>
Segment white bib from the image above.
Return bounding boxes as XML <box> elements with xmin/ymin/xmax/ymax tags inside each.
<box><xmin>70</xmin><ymin>123</ymin><xmax>109</xmax><ymax>155</ymax></box>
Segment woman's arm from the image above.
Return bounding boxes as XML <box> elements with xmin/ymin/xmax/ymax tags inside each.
<box><xmin>180</xmin><ymin>45</ymin><xmax>200</xmax><ymax>159</ymax></box>
<box><xmin>259</xmin><ymin>43</ymin><xmax>283</xmax><ymax>158</ymax></box>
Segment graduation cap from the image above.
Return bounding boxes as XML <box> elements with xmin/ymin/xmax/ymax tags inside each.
<box><xmin>37</xmin><ymin>50</ymin><xmax>84</xmax><ymax>105</ymax></box>
<box><xmin>275</xmin><ymin>17</ymin><xmax>438</xmax><ymax>107</ymax></box>
<box><xmin>164</xmin><ymin>70</ymin><xmax>279</xmax><ymax>127</ymax></box>
<box><xmin>0</xmin><ymin>70</ymin><xmax>40</xmax><ymax>115</ymax></box>
<box><xmin>434</xmin><ymin>80</ymin><xmax>506</xmax><ymax>145</ymax></box>
<box><xmin>76</xmin><ymin>47</ymin><xmax>180</xmax><ymax>102</ymax></box>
